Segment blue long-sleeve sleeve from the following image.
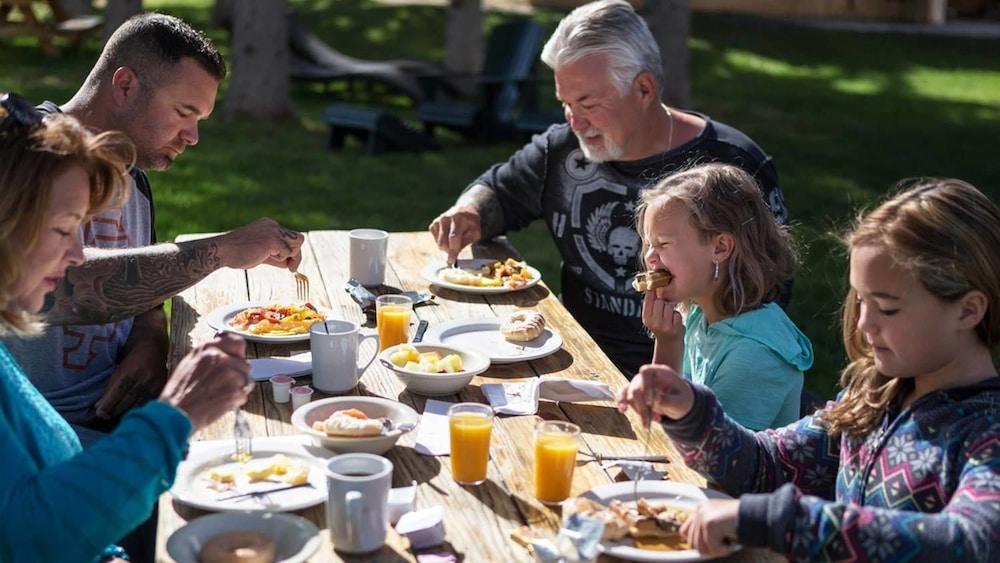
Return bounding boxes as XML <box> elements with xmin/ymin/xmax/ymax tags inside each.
<box><xmin>0</xmin><ymin>344</ymin><xmax>190</xmax><ymax>562</ymax></box>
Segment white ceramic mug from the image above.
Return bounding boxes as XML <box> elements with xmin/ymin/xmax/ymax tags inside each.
<box><xmin>349</xmin><ymin>228</ymin><xmax>389</xmax><ymax>287</ymax></box>
<box><xmin>326</xmin><ymin>453</ymin><xmax>393</xmax><ymax>554</ymax></box>
<box><xmin>309</xmin><ymin>320</ymin><xmax>378</xmax><ymax>394</ymax></box>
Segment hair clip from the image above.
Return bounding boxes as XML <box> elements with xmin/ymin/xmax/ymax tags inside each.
<box><xmin>0</xmin><ymin>93</ymin><xmax>43</xmax><ymax>134</ymax></box>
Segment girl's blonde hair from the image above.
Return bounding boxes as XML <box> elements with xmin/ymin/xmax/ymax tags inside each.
<box><xmin>0</xmin><ymin>107</ymin><xmax>134</xmax><ymax>334</ymax></box>
<box><xmin>635</xmin><ymin>163</ymin><xmax>795</xmax><ymax>317</ymax></box>
<box><xmin>825</xmin><ymin>179</ymin><xmax>1000</xmax><ymax>438</ymax></box>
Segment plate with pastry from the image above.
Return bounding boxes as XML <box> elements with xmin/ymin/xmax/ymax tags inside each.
<box><xmin>422</xmin><ymin>258</ymin><xmax>542</xmax><ymax>294</ymax></box>
<box><xmin>291</xmin><ymin>396</ymin><xmax>419</xmax><ymax>454</ymax></box>
<box><xmin>573</xmin><ymin>480</ymin><xmax>739</xmax><ymax>561</ymax></box>
<box><xmin>166</xmin><ymin>511</ymin><xmax>321</xmax><ymax>563</ymax></box>
<box><xmin>207</xmin><ymin>302</ymin><xmax>329</xmax><ymax>343</ymax></box>
<box><xmin>171</xmin><ymin>437</ymin><xmax>331</xmax><ymax>512</ymax></box>
<box><xmin>422</xmin><ymin>311</ymin><xmax>562</xmax><ymax>364</ymax></box>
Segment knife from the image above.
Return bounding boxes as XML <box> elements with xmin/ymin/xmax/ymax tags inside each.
<box><xmin>413</xmin><ymin>320</ymin><xmax>429</xmax><ymax>343</ymax></box>
<box><xmin>216</xmin><ymin>481</ymin><xmax>314</xmax><ymax>502</ymax></box>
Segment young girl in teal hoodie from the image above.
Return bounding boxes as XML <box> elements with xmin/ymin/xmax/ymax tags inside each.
<box><xmin>635</xmin><ymin>163</ymin><xmax>812</xmax><ymax>429</ymax></box>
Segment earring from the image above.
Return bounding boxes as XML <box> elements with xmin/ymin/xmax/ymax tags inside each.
<box><xmin>713</xmin><ymin>261</ymin><xmax>719</xmax><ymax>280</ymax></box>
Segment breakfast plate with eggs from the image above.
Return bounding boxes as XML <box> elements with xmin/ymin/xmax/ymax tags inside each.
<box><xmin>171</xmin><ymin>437</ymin><xmax>331</xmax><ymax>512</ymax></box>
<box><xmin>421</xmin><ymin>258</ymin><xmax>542</xmax><ymax>294</ymax></box>
<box><xmin>207</xmin><ymin>302</ymin><xmax>329</xmax><ymax>343</ymax></box>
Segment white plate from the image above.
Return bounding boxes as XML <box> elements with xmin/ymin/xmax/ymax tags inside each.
<box><xmin>171</xmin><ymin>438</ymin><xmax>330</xmax><ymax>512</ymax></box>
<box><xmin>166</xmin><ymin>511</ymin><xmax>321</xmax><ymax>563</ymax></box>
<box><xmin>421</xmin><ymin>259</ymin><xmax>542</xmax><ymax>294</ymax></box>
<box><xmin>206</xmin><ymin>302</ymin><xmax>330</xmax><ymax>343</ymax></box>
<box><xmin>423</xmin><ymin>318</ymin><xmax>562</xmax><ymax>364</ymax></box>
<box><xmin>580</xmin><ymin>481</ymin><xmax>738</xmax><ymax>562</ymax></box>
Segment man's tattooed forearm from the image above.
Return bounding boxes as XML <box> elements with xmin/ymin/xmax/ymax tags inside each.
<box><xmin>43</xmin><ymin>240</ymin><xmax>223</xmax><ymax>325</ymax></box>
<box><xmin>458</xmin><ymin>184</ymin><xmax>505</xmax><ymax>240</ymax></box>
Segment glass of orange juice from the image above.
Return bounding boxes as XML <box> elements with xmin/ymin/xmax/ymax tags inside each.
<box><xmin>448</xmin><ymin>403</ymin><xmax>493</xmax><ymax>485</ymax></box>
<box><xmin>534</xmin><ymin>420</ymin><xmax>580</xmax><ymax>504</ymax></box>
<box><xmin>376</xmin><ymin>294</ymin><xmax>412</xmax><ymax>351</ymax></box>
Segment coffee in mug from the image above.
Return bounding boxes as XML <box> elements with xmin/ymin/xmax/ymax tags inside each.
<box><xmin>326</xmin><ymin>453</ymin><xmax>393</xmax><ymax>554</ymax></box>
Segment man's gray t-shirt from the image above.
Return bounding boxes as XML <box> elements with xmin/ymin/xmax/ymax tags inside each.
<box><xmin>1</xmin><ymin>101</ymin><xmax>156</xmax><ymax>425</ymax></box>
<box><xmin>473</xmin><ymin>116</ymin><xmax>788</xmax><ymax>376</ymax></box>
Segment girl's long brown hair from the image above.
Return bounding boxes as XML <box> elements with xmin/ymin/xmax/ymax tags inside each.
<box><xmin>0</xmin><ymin>109</ymin><xmax>134</xmax><ymax>333</ymax></box>
<box><xmin>824</xmin><ymin>179</ymin><xmax>1000</xmax><ymax>438</ymax></box>
<box><xmin>635</xmin><ymin>163</ymin><xmax>795</xmax><ymax>317</ymax></box>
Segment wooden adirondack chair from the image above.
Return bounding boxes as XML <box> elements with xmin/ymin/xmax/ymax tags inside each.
<box><xmin>416</xmin><ymin>19</ymin><xmax>553</xmax><ymax>140</ymax></box>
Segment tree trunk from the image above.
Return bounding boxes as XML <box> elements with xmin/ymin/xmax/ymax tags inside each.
<box><xmin>445</xmin><ymin>0</ymin><xmax>482</xmax><ymax>75</ymax></box>
<box><xmin>222</xmin><ymin>0</ymin><xmax>294</xmax><ymax>121</ymax></box>
<box><xmin>102</xmin><ymin>0</ymin><xmax>143</xmax><ymax>45</ymax></box>
<box><xmin>211</xmin><ymin>0</ymin><xmax>234</xmax><ymax>31</ymax></box>
<box><xmin>641</xmin><ymin>0</ymin><xmax>691</xmax><ymax>109</ymax></box>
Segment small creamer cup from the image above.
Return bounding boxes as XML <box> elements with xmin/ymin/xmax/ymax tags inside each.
<box><xmin>270</xmin><ymin>375</ymin><xmax>294</xmax><ymax>403</ymax></box>
<box><xmin>291</xmin><ymin>385</ymin><xmax>314</xmax><ymax>410</ymax></box>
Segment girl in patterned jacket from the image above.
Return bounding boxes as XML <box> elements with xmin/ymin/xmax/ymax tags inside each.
<box><xmin>619</xmin><ymin>178</ymin><xmax>1000</xmax><ymax>561</ymax></box>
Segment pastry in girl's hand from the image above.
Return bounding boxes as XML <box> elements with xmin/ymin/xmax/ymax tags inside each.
<box><xmin>500</xmin><ymin>310</ymin><xmax>546</xmax><ymax>342</ymax></box>
<box><xmin>632</xmin><ymin>270</ymin><xmax>673</xmax><ymax>292</ymax></box>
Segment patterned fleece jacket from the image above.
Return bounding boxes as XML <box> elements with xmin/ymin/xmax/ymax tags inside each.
<box><xmin>662</xmin><ymin>379</ymin><xmax>1000</xmax><ymax>562</ymax></box>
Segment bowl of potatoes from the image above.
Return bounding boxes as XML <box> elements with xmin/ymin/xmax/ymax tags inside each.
<box><xmin>378</xmin><ymin>343</ymin><xmax>490</xmax><ymax>396</ymax></box>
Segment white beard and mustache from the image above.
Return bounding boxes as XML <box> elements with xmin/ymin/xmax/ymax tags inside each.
<box><xmin>574</xmin><ymin>127</ymin><xmax>624</xmax><ymax>163</ymax></box>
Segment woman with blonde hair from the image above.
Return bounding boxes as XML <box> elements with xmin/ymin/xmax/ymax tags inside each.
<box><xmin>633</xmin><ymin>163</ymin><xmax>812</xmax><ymax>429</ymax></box>
<box><xmin>619</xmin><ymin>178</ymin><xmax>1000</xmax><ymax>560</ymax></box>
<box><xmin>0</xmin><ymin>93</ymin><xmax>253</xmax><ymax>562</ymax></box>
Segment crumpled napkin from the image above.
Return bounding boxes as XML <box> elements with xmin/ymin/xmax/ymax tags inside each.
<box><xmin>531</xmin><ymin>513</ymin><xmax>604</xmax><ymax>563</ymax></box>
<box><xmin>601</xmin><ymin>460</ymin><xmax>665</xmax><ymax>481</ymax></box>
<box><xmin>482</xmin><ymin>376</ymin><xmax>615</xmax><ymax>415</ymax></box>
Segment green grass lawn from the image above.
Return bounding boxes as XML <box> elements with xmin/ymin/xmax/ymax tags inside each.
<box><xmin>3</xmin><ymin>1</ymin><xmax>998</xmax><ymax>400</ymax></box>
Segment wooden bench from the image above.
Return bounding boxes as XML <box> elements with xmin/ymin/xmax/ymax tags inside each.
<box><xmin>0</xmin><ymin>0</ymin><xmax>102</xmax><ymax>56</ymax></box>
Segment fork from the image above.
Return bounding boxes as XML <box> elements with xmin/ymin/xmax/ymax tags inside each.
<box><xmin>233</xmin><ymin>407</ymin><xmax>253</xmax><ymax>463</ymax></box>
<box><xmin>294</xmin><ymin>271</ymin><xmax>310</xmax><ymax>302</ymax></box>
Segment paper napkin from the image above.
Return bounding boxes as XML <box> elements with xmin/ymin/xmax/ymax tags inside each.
<box><xmin>601</xmin><ymin>460</ymin><xmax>666</xmax><ymax>481</ymax></box>
<box><xmin>248</xmin><ymin>352</ymin><xmax>311</xmax><ymax>382</ymax></box>
<box><xmin>414</xmin><ymin>399</ymin><xmax>454</xmax><ymax>456</ymax></box>
<box><xmin>481</xmin><ymin>376</ymin><xmax>615</xmax><ymax>416</ymax></box>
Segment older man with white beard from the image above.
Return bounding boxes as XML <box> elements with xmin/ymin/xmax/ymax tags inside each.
<box><xmin>429</xmin><ymin>0</ymin><xmax>789</xmax><ymax>376</ymax></box>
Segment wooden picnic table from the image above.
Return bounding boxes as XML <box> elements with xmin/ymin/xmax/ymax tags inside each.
<box><xmin>156</xmin><ymin>230</ymin><xmax>781</xmax><ymax>562</ymax></box>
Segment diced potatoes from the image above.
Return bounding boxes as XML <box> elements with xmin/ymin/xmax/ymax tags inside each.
<box><xmin>208</xmin><ymin>467</ymin><xmax>236</xmax><ymax>484</ymax></box>
<box><xmin>389</xmin><ymin>344</ymin><xmax>421</xmax><ymax>367</ymax></box>
<box><xmin>398</xmin><ymin>350</ymin><xmax>464</xmax><ymax>374</ymax></box>
<box><xmin>440</xmin><ymin>354</ymin><xmax>463</xmax><ymax>373</ymax></box>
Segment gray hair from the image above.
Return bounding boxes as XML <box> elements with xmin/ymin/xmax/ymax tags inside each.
<box><xmin>540</xmin><ymin>0</ymin><xmax>663</xmax><ymax>96</ymax></box>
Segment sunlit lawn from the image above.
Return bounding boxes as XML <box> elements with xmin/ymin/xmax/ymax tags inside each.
<box><xmin>3</xmin><ymin>1</ymin><xmax>998</xmax><ymax>399</ymax></box>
